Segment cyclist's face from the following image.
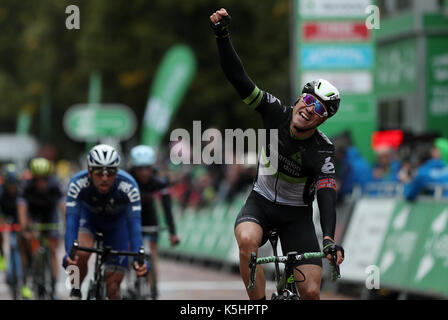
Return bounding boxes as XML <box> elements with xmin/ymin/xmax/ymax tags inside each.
<box><xmin>291</xmin><ymin>95</ymin><xmax>327</xmax><ymax>133</ymax></box>
<box><xmin>134</xmin><ymin>166</ymin><xmax>153</xmax><ymax>183</ymax></box>
<box><xmin>89</xmin><ymin>168</ymin><xmax>117</xmax><ymax>194</ymax></box>
<box><xmin>5</xmin><ymin>184</ymin><xmax>18</xmax><ymax>195</ymax></box>
<box><xmin>35</xmin><ymin>177</ymin><xmax>49</xmax><ymax>192</ymax></box>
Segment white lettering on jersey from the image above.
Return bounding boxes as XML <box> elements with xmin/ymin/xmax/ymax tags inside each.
<box><xmin>67</xmin><ymin>176</ymin><xmax>90</xmax><ymax>199</ymax></box>
<box><xmin>321</xmin><ymin>157</ymin><xmax>335</xmax><ymax>174</ymax></box>
<box><xmin>118</xmin><ymin>181</ymin><xmax>141</xmax><ymax>203</ymax></box>
<box><xmin>266</xmin><ymin>93</ymin><xmax>281</xmax><ymax>105</ymax></box>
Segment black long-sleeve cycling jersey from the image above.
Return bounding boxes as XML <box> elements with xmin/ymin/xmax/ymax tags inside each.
<box><xmin>130</xmin><ymin>169</ymin><xmax>176</xmax><ymax>235</ymax></box>
<box><xmin>216</xmin><ymin>36</ymin><xmax>337</xmax><ymax>239</ymax></box>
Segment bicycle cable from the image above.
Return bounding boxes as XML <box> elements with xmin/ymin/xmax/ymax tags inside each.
<box><xmin>294</xmin><ymin>267</ymin><xmax>306</xmax><ymax>283</ymax></box>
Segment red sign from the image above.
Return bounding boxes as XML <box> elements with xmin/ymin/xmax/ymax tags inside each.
<box><xmin>303</xmin><ymin>22</ymin><xmax>369</xmax><ymax>42</ymax></box>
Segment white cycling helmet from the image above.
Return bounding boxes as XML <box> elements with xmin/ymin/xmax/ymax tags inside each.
<box><xmin>87</xmin><ymin>144</ymin><xmax>121</xmax><ymax>168</ymax></box>
<box><xmin>302</xmin><ymin>79</ymin><xmax>340</xmax><ymax>118</ymax></box>
<box><xmin>130</xmin><ymin>145</ymin><xmax>156</xmax><ymax>167</ymax></box>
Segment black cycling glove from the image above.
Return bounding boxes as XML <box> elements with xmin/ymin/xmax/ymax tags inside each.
<box><xmin>323</xmin><ymin>238</ymin><xmax>345</xmax><ymax>260</ymax></box>
<box><xmin>211</xmin><ymin>14</ymin><xmax>231</xmax><ymax>38</ymax></box>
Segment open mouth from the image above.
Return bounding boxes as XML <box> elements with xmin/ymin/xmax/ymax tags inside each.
<box><xmin>299</xmin><ymin>111</ymin><xmax>310</xmax><ymax>121</ymax></box>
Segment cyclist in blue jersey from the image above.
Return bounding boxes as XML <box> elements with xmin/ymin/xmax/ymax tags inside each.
<box><xmin>211</xmin><ymin>9</ymin><xmax>344</xmax><ymax>300</ymax></box>
<box><xmin>63</xmin><ymin>144</ymin><xmax>147</xmax><ymax>300</ymax></box>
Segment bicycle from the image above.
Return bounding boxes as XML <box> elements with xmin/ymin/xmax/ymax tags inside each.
<box><xmin>29</xmin><ymin>223</ymin><xmax>60</xmax><ymax>300</ymax></box>
<box><xmin>248</xmin><ymin>229</ymin><xmax>340</xmax><ymax>300</ymax></box>
<box><xmin>122</xmin><ymin>225</ymin><xmax>177</xmax><ymax>300</ymax></box>
<box><xmin>0</xmin><ymin>223</ymin><xmax>22</xmax><ymax>300</ymax></box>
<box><xmin>69</xmin><ymin>232</ymin><xmax>145</xmax><ymax>300</ymax></box>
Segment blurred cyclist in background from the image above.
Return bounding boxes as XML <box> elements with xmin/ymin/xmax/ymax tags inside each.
<box><xmin>0</xmin><ymin>164</ymin><xmax>21</xmax><ymax>272</ymax></box>
<box><xmin>17</xmin><ymin>158</ymin><xmax>64</xmax><ymax>299</ymax></box>
<box><xmin>63</xmin><ymin>144</ymin><xmax>147</xmax><ymax>300</ymax></box>
<box><xmin>129</xmin><ymin>145</ymin><xmax>179</xmax><ymax>299</ymax></box>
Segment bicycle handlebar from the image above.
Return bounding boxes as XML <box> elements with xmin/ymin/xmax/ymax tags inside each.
<box><xmin>247</xmin><ymin>251</ymin><xmax>340</xmax><ymax>290</ymax></box>
<box><xmin>68</xmin><ymin>241</ymin><xmax>146</xmax><ymax>265</ymax></box>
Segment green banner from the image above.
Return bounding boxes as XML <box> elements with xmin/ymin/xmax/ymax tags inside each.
<box><xmin>426</xmin><ymin>36</ymin><xmax>448</xmax><ymax>136</ymax></box>
<box><xmin>406</xmin><ymin>203</ymin><xmax>448</xmax><ymax>296</ymax></box>
<box><xmin>375</xmin><ymin>202</ymin><xmax>427</xmax><ymax>289</ymax></box>
<box><xmin>376</xmin><ymin>38</ymin><xmax>417</xmax><ymax>97</ymax></box>
<box><xmin>375</xmin><ymin>200</ymin><xmax>448</xmax><ymax>297</ymax></box>
<box><xmin>142</xmin><ymin>45</ymin><xmax>196</xmax><ymax>148</ymax></box>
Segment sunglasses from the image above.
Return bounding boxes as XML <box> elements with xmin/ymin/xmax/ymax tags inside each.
<box><xmin>91</xmin><ymin>167</ymin><xmax>118</xmax><ymax>177</ymax></box>
<box><xmin>301</xmin><ymin>93</ymin><xmax>328</xmax><ymax>118</ymax></box>
<box><xmin>135</xmin><ymin>166</ymin><xmax>152</xmax><ymax>171</ymax></box>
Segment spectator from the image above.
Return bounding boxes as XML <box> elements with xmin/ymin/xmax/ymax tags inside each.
<box><xmin>336</xmin><ymin>146</ymin><xmax>374</xmax><ymax>200</ymax></box>
<box><xmin>372</xmin><ymin>146</ymin><xmax>401</xmax><ymax>182</ymax></box>
<box><xmin>404</xmin><ymin>139</ymin><xmax>448</xmax><ymax>201</ymax></box>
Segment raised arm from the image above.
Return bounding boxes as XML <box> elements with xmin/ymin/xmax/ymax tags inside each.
<box><xmin>211</xmin><ymin>9</ymin><xmax>260</xmax><ymax>104</ymax></box>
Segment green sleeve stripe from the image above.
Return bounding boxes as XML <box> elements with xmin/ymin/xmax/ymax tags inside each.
<box><xmin>251</xmin><ymin>90</ymin><xmax>263</xmax><ymax>107</ymax></box>
<box><xmin>243</xmin><ymin>87</ymin><xmax>262</xmax><ymax>107</ymax></box>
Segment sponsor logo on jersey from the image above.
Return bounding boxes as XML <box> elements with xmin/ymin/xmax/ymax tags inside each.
<box><xmin>67</xmin><ymin>176</ymin><xmax>90</xmax><ymax>199</ymax></box>
<box><xmin>118</xmin><ymin>181</ymin><xmax>141</xmax><ymax>203</ymax></box>
<box><xmin>266</xmin><ymin>93</ymin><xmax>281</xmax><ymax>105</ymax></box>
<box><xmin>321</xmin><ymin>157</ymin><xmax>335</xmax><ymax>174</ymax></box>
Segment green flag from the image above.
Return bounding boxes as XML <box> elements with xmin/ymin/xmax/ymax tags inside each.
<box><xmin>141</xmin><ymin>45</ymin><xmax>196</xmax><ymax>148</ymax></box>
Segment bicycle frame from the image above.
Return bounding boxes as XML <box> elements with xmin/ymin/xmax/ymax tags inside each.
<box><xmin>30</xmin><ymin>223</ymin><xmax>59</xmax><ymax>300</ymax></box>
<box><xmin>248</xmin><ymin>229</ymin><xmax>339</xmax><ymax>300</ymax></box>
<box><xmin>69</xmin><ymin>233</ymin><xmax>145</xmax><ymax>300</ymax></box>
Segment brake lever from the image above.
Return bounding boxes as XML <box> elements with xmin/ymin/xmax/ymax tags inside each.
<box><xmin>248</xmin><ymin>252</ymin><xmax>257</xmax><ymax>290</ymax></box>
<box><xmin>330</xmin><ymin>251</ymin><xmax>341</xmax><ymax>281</ymax></box>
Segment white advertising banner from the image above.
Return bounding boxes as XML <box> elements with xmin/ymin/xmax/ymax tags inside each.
<box><xmin>299</xmin><ymin>0</ymin><xmax>372</xmax><ymax>18</ymax></box>
<box><xmin>301</xmin><ymin>71</ymin><xmax>373</xmax><ymax>94</ymax></box>
<box><xmin>341</xmin><ymin>198</ymin><xmax>397</xmax><ymax>282</ymax></box>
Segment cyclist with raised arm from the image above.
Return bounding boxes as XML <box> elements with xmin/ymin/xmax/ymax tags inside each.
<box><xmin>17</xmin><ymin>158</ymin><xmax>64</xmax><ymax>299</ymax></box>
<box><xmin>128</xmin><ymin>145</ymin><xmax>180</xmax><ymax>299</ymax></box>
<box><xmin>63</xmin><ymin>144</ymin><xmax>147</xmax><ymax>300</ymax></box>
<box><xmin>210</xmin><ymin>8</ymin><xmax>344</xmax><ymax>300</ymax></box>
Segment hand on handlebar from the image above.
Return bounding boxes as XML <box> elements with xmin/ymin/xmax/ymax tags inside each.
<box><xmin>133</xmin><ymin>261</ymin><xmax>147</xmax><ymax>277</ymax></box>
<box><xmin>323</xmin><ymin>238</ymin><xmax>344</xmax><ymax>266</ymax></box>
<box><xmin>170</xmin><ymin>234</ymin><xmax>180</xmax><ymax>246</ymax></box>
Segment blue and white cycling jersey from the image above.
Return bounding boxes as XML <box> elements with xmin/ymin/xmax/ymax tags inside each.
<box><xmin>63</xmin><ymin>169</ymin><xmax>143</xmax><ymax>267</ymax></box>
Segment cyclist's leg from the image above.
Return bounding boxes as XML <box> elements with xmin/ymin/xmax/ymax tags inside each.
<box><xmin>102</xmin><ymin>214</ymin><xmax>130</xmax><ymax>300</ymax></box>
<box><xmin>142</xmin><ymin>206</ymin><xmax>159</xmax><ymax>287</ymax></box>
<box><xmin>234</xmin><ymin>191</ymin><xmax>271</xmax><ymax>300</ymax></box>
<box><xmin>77</xmin><ymin>208</ymin><xmax>95</xmax><ymax>285</ymax></box>
<box><xmin>44</xmin><ymin>209</ymin><xmax>60</xmax><ymax>283</ymax></box>
<box><xmin>235</xmin><ymin>222</ymin><xmax>264</xmax><ymax>299</ymax></box>
<box><xmin>278</xmin><ymin>205</ymin><xmax>322</xmax><ymax>300</ymax></box>
<box><xmin>294</xmin><ymin>265</ymin><xmax>322</xmax><ymax>300</ymax></box>
<box><xmin>105</xmin><ymin>269</ymin><xmax>125</xmax><ymax>300</ymax></box>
